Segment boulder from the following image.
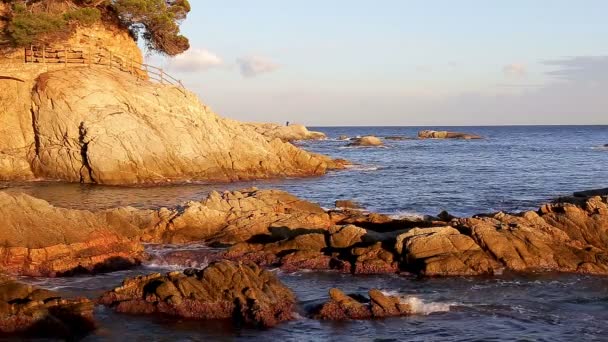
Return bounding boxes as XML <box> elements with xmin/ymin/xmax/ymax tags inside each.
<box><xmin>347</xmin><ymin>136</ymin><xmax>383</xmax><ymax>147</ymax></box>
<box><xmin>0</xmin><ymin>191</ymin><xmax>145</xmax><ymax>277</ymax></box>
<box><xmin>99</xmin><ymin>261</ymin><xmax>296</xmax><ymax>328</ymax></box>
<box><xmin>312</xmin><ymin>288</ymin><xmax>412</xmax><ymax>320</ymax></box>
<box><xmin>418</xmin><ymin>130</ymin><xmax>482</xmax><ymax>140</ymax></box>
<box><xmin>0</xmin><ymin>275</ymin><xmax>95</xmax><ymax>338</ymax></box>
<box><xmin>243</xmin><ymin>123</ymin><xmax>327</xmax><ymax>142</ymax></box>
<box><xmin>395</xmin><ymin>227</ymin><xmax>501</xmax><ymax>276</ymax></box>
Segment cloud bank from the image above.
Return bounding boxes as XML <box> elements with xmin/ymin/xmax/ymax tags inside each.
<box><xmin>503</xmin><ymin>63</ymin><xmax>527</xmax><ymax>77</ymax></box>
<box><xmin>168</xmin><ymin>49</ymin><xmax>224</xmax><ymax>72</ymax></box>
<box><xmin>236</xmin><ymin>56</ymin><xmax>280</xmax><ymax>78</ymax></box>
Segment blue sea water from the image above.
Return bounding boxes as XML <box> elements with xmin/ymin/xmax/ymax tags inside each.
<box><xmin>5</xmin><ymin>125</ymin><xmax>608</xmax><ymax>341</ymax></box>
<box><xmin>4</xmin><ymin>125</ymin><xmax>607</xmax><ymax>217</ymax></box>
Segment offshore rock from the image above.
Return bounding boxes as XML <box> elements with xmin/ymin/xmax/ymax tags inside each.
<box><xmin>312</xmin><ymin>288</ymin><xmax>412</xmax><ymax>320</ymax></box>
<box><xmin>347</xmin><ymin>136</ymin><xmax>384</xmax><ymax>147</ymax></box>
<box><xmin>0</xmin><ymin>275</ymin><xmax>95</xmax><ymax>338</ymax></box>
<box><xmin>99</xmin><ymin>261</ymin><xmax>296</xmax><ymax>328</ymax></box>
<box><xmin>418</xmin><ymin>130</ymin><xmax>482</xmax><ymax>139</ymax></box>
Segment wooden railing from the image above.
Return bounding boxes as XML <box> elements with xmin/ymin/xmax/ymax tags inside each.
<box><xmin>23</xmin><ymin>45</ymin><xmax>184</xmax><ymax>88</ymax></box>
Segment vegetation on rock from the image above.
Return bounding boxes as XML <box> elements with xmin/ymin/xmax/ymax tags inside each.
<box><xmin>1</xmin><ymin>0</ymin><xmax>190</xmax><ymax>55</ymax></box>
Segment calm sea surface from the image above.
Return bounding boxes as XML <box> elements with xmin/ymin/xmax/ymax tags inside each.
<box><xmin>4</xmin><ymin>125</ymin><xmax>608</xmax><ymax>341</ymax></box>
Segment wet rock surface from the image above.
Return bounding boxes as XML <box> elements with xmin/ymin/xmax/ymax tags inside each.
<box><xmin>312</xmin><ymin>288</ymin><xmax>412</xmax><ymax>320</ymax></box>
<box><xmin>0</xmin><ymin>275</ymin><xmax>95</xmax><ymax>338</ymax></box>
<box><xmin>98</xmin><ymin>261</ymin><xmax>296</xmax><ymax>328</ymax></box>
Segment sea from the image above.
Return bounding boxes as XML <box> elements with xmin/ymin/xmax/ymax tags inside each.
<box><xmin>3</xmin><ymin>125</ymin><xmax>608</xmax><ymax>341</ymax></box>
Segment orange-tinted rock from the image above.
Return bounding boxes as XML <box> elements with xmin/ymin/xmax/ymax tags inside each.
<box><xmin>0</xmin><ymin>192</ymin><xmax>145</xmax><ymax>277</ymax></box>
<box><xmin>99</xmin><ymin>261</ymin><xmax>296</xmax><ymax>328</ymax></box>
<box><xmin>312</xmin><ymin>288</ymin><xmax>412</xmax><ymax>320</ymax></box>
<box><xmin>0</xmin><ymin>275</ymin><xmax>95</xmax><ymax>338</ymax></box>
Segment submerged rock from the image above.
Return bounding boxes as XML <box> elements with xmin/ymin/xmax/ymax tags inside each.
<box><xmin>99</xmin><ymin>261</ymin><xmax>296</xmax><ymax>328</ymax></box>
<box><xmin>418</xmin><ymin>130</ymin><xmax>482</xmax><ymax>140</ymax></box>
<box><xmin>0</xmin><ymin>275</ymin><xmax>95</xmax><ymax>338</ymax></box>
<box><xmin>312</xmin><ymin>288</ymin><xmax>412</xmax><ymax>320</ymax></box>
<box><xmin>347</xmin><ymin>136</ymin><xmax>384</xmax><ymax>147</ymax></box>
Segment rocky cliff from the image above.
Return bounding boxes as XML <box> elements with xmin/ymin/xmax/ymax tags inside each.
<box><xmin>0</xmin><ymin>26</ymin><xmax>340</xmax><ymax>184</ymax></box>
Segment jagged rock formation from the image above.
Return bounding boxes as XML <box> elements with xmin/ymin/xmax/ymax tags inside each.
<box><xmin>312</xmin><ymin>288</ymin><xmax>412</xmax><ymax>320</ymax></box>
<box><xmin>132</xmin><ymin>187</ymin><xmax>334</xmax><ymax>244</ymax></box>
<box><xmin>98</xmin><ymin>261</ymin><xmax>296</xmax><ymax>328</ymax></box>
<box><xmin>3</xmin><ymin>188</ymin><xmax>607</xmax><ymax>278</ymax></box>
<box><xmin>418</xmin><ymin>130</ymin><xmax>482</xmax><ymax>139</ymax></box>
<box><xmin>244</xmin><ymin>123</ymin><xmax>327</xmax><ymax>142</ymax></box>
<box><xmin>0</xmin><ymin>188</ymin><xmax>332</xmax><ymax>275</ymax></box>
<box><xmin>0</xmin><ymin>25</ymin><xmax>341</xmax><ymax>184</ymax></box>
<box><xmin>0</xmin><ymin>192</ymin><xmax>145</xmax><ymax>277</ymax></box>
<box><xmin>0</xmin><ymin>275</ymin><xmax>95</xmax><ymax>338</ymax></box>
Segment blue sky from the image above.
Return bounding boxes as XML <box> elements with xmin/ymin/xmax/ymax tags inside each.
<box><xmin>151</xmin><ymin>0</ymin><xmax>608</xmax><ymax>126</ymax></box>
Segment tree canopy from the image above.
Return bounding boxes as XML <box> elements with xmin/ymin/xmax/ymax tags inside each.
<box><xmin>1</xmin><ymin>0</ymin><xmax>191</xmax><ymax>56</ymax></box>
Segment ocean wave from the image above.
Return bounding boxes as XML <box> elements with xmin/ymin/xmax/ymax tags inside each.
<box><xmin>592</xmin><ymin>145</ymin><xmax>608</xmax><ymax>151</ymax></box>
<box><xmin>380</xmin><ymin>291</ymin><xmax>455</xmax><ymax>315</ymax></box>
<box><xmin>343</xmin><ymin>164</ymin><xmax>380</xmax><ymax>171</ymax></box>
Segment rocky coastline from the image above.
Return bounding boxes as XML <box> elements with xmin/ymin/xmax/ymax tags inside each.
<box><xmin>0</xmin><ymin>185</ymin><xmax>606</xmax><ymax>336</ymax></box>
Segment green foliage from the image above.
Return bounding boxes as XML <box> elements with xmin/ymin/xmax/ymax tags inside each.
<box><xmin>113</xmin><ymin>0</ymin><xmax>191</xmax><ymax>56</ymax></box>
<box><xmin>2</xmin><ymin>0</ymin><xmax>190</xmax><ymax>55</ymax></box>
<box><xmin>63</xmin><ymin>8</ymin><xmax>102</xmax><ymax>26</ymax></box>
<box><xmin>7</xmin><ymin>10</ymin><xmax>68</xmax><ymax>46</ymax></box>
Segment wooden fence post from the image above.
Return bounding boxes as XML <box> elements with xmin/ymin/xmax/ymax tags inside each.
<box><xmin>64</xmin><ymin>46</ymin><xmax>68</xmax><ymax>67</ymax></box>
<box><xmin>41</xmin><ymin>45</ymin><xmax>45</xmax><ymax>64</ymax></box>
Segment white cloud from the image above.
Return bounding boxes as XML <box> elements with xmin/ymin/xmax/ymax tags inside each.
<box><xmin>236</xmin><ymin>56</ymin><xmax>280</xmax><ymax>78</ymax></box>
<box><xmin>168</xmin><ymin>49</ymin><xmax>224</xmax><ymax>72</ymax></box>
<box><xmin>503</xmin><ymin>63</ymin><xmax>527</xmax><ymax>77</ymax></box>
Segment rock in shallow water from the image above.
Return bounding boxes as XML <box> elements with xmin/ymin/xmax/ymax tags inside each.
<box><xmin>418</xmin><ymin>130</ymin><xmax>482</xmax><ymax>140</ymax></box>
<box><xmin>98</xmin><ymin>261</ymin><xmax>296</xmax><ymax>328</ymax></box>
<box><xmin>312</xmin><ymin>288</ymin><xmax>412</xmax><ymax>320</ymax></box>
<box><xmin>0</xmin><ymin>275</ymin><xmax>95</xmax><ymax>338</ymax></box>
<box><xmin>347</xmin><ymin>136</ymin><xmax>384</xmax><ymax>147</ymax></box>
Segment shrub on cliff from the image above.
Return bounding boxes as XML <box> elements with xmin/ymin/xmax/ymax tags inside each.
<box><xmin>2</xmin><ymin>0</ymin><xmax>190</xmax><ymax>56</ymax></box>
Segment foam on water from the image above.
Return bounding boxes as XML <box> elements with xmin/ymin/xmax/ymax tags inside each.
<box><xmin>380</xmin><ymin>290</ymin><xmax>455</xmax><ymax>315</ymax></box>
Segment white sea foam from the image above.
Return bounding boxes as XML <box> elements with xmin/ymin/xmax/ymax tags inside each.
<box><xmin>380</xmin><ymin>291</ymin><xmax>454</xmax><ymax>315</ymax></box>
<box><xmin>343</xmin><ymin>164</ymin><xmax>380</xmax><ymax>171</ymax></box>
<box><xmin>388</xmin><ymin>211</ymin><xmax>426</xmax><ymax>220</ymax></box>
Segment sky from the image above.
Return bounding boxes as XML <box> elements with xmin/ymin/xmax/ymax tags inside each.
<box><xmin>149</xmin><ymin>0</ymin><xmax>608</xmax><ymax>126</ymax></box>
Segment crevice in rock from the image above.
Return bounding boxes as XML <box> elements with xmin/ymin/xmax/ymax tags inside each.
<box><xmin>78</xmin><ymin>121</ymin><xmax>97</xmax><ymax>184</ymax></box>
<box><xmin>30</xmin><ymin>105</ymin><xmax>41</xmax><ymax>159</ymax></box>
